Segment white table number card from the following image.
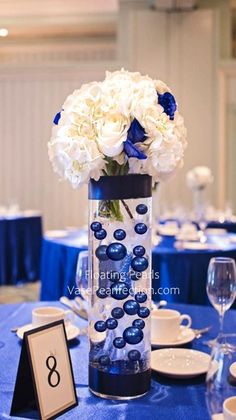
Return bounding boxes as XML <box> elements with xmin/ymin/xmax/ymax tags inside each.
<box><xmin>10</xmin><ymin>320</ymin><xmax>78</xmax><ymax>419</ymax></box>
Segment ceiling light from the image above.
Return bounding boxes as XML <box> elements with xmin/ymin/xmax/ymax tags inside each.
<box><xmin>0</xmin><ymin>28</ymin><xmax>8</xmax><ymax>37</ymax></box>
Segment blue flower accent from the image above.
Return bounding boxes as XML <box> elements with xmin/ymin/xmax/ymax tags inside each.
<box><xmin>127</xmin><ymin>118</ymin><xmax>146</xmax><ymax>144</ymax></box>
<box><xmin>124</xmin><ymin>140</ymin><xmax>147</xmax><ymax>160</ymax></box>
<box><xmin>124</xmin><ymin>118</ymin><xmax>147</xmax><ymax>160</ymax></box>
<box><xmin>53</xmin><ymin>111</ymin><xmax>61</xmax><ymax>125</ymax></box>
<box><xmin>158</xmin><ymin>92</ymin><xmax>177</xmax><ymax>120</ymax></box>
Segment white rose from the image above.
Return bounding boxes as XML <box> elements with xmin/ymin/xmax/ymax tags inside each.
<box><xmin>95</xmin><ymin>113</ymin><xmax>130</xmax><ymax>157</ymax></box>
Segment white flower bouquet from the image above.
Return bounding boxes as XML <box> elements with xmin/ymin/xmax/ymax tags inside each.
<box><xmin>186</xmin><ymin>166</ymin><xmax>213</xmax><ymax>191</ymax></box>
<box><xmin>48</xmin><ymin>69</ymin><xmax>187</xmax><ymax>188</ymax></box>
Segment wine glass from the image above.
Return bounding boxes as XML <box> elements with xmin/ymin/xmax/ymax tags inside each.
<box><xmin>207</xmin><ymin>257</ymin><xmax>236</xmax><ymax>338</ymax></box>
<box><xmin>76</xmin><ymin>251</ymin><xmax>89</xmax><ymax>309</ymax></box>
<box><xmin>206</xmin><ymin>334</ymin><xmax>236</xmax><ymax>418</ymax></box>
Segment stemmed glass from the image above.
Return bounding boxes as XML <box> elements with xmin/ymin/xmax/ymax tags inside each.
<box><xmin>207</xmin><ymin>257</ymin><xmax>236</xmax><ymax>339</ymax></box>
<box><xmin>75</xmin><ymin>250</ymin><xmax>89</xmax><ymax>311</ymax></box>
<box><xmin>206</xmin><ymin>334</ymin><xmax>236</xmax><ymax>418</ymax></box>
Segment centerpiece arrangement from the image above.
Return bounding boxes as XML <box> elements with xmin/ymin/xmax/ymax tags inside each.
<box><xmin>48</xmin><ymin>69</ymin><xmax>187</xmax><ymax>399</ymax></box>
<box><xmin>186</xmin><ymin>166</ymin><xmax>213</xmax><ymax>221</ymax></box>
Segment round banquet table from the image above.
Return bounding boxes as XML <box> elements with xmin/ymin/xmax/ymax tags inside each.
<box><xmin>40</xmin><ymin>230</ymin><xmax>236</xmax><ymax>305</ymax></box>
<box><xmin>0</xmin><ymin>301</ymin><xmax>235</xmax><ymax>420</ymax></box>
<box><xmin>0</xmin><ymin>215</ymin><xmax>43</xmax><ymax>285</ymax></box>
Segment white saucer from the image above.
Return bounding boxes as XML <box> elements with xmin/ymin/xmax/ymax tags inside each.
<box><xmin>151</xmin><ymin>326</ymin><xmax>195</xmax><ymax>348</ymax></box>
<box><xmin>211</xmin><ymin>414</ymin><xmax>223</xmax><ymax>420</ymax></box>
<box><xmin>151</xmin><ymin>348</ymin><xmax>211</xmax><ymax>378</ymax></box>
<box><xmin>17</xmin><ymin>322</ymin><xmax>80</xmax><ymax>341</ymax></box>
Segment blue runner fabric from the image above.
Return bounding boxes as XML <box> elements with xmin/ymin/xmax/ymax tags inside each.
<box><xmin>0</xmin><ymin>301</ymin><xmax>232</xmax><ymax>419</ymax></box>
<box><xmin>0</xmin><ymin>217</ymin><xmax>42</xmax><ymax>285</ymax></box>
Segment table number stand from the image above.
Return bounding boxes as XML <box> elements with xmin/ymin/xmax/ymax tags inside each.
<box><xmin>10</xmin><ymin>320</ymin><xmax>78</xmax><ymax>420</ymax></box>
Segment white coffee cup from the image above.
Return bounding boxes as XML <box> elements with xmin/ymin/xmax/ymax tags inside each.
<box><xmin>151</xmin><ymin>309</ymin><xmax>192</xmax><ymax>342</ymax></box>
<box><xmin>32</xmin><ymin>306</ymin><xmax>74</xmax><ymax>327</ymax></box>
<box><xmin>223</xmin><ymin>396</ymin><xmax>236</xmax><ymax>420</ymax></box>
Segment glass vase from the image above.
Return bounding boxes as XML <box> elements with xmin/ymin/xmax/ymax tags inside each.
<box><xmin>88</xmin><ymin>174</ymin><xmax>152</xmax><ymax>399</ymax></box>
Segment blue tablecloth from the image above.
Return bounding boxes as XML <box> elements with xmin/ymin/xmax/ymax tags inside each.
<box><xmin>1</xmin><ymin>301</ymin><xmax>235</xmax><ymax>419</ymax></box>
<box><xmin>40</xmin><ymin>231</ymin><xmax>236</xmax><ymax>305</ymax></box>
<box><xmin>0</xmin><ymin>216</ymin><xmax>43</xmax><ymax>285</ymax></box>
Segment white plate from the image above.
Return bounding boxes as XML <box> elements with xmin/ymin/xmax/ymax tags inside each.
<box><xmin>151</xmin><ymin>348</ymin><xmax>211</xmax><ymax>378</ymax></box>
<box><xmin>211</xmin><ymin>414</ymin><xmax>223</xmax><ymax>420</ymax></box>
<box><xmin>206</xmin><ymin>228</ymin><xmax>227</xmax><ymax>236</ymax></box>
<box><xmin>45</xmin><ymin>230</ymin><xmax>68</xmax><ymax>239</ymax></box>
<box><xmin>151</xmin><ymin>326</ymin><xmax>195</xmax><ymax>348</ymax></box>
<box><xmin>183</xmin><ymin>241</ymin><xmax>209</xmax><ymax>250</ymax></box>
<box><xmin>176</xmin><ymin>233</ymin><xmax>200</xmax><ymax>242</ymax></box>
<box><xmin>17</xmin><ymin>322</ymin><xmax>80</xmax><ymax>341</ymax></box>
<box><xmin>230</xmin><ymin>362</ymin><xmax>236</xmax><ymax>378</ymax></box>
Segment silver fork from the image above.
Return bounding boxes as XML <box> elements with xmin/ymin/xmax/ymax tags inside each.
<box><xmin>192</xmin><ymin>326</ymin><xmax>212</xmax><ymax>339</ymax></box>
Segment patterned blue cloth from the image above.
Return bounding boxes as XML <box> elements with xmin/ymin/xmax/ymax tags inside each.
<box><xmin>0</xmin><ymin>216</ymin><xmax>42</xmax><ymax>285</ymax></box>
<box><xmin>40</xmin><ymin>232</ymin><xmax>236</xmax><ymax>305</ymax></box>
<box><xmin>1</xmin><ymin>301</ymin><xmax>235</xmax><ymax>419</ymax></box>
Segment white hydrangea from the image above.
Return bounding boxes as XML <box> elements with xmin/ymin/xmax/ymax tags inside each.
<box><xmin>48</xmin><ymin>69</ymin><xmax>187</xmax><ymax>187</ymax></box>
<box><xmin>186</xmin><ymin>166</ymin><xmax>213</xmax><ymax>190</ymax></box>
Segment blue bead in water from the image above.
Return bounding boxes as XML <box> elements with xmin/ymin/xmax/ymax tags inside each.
<box><xmin>109</xmin><ymin>271</ymin><xmax>120</xmax><ymax>282</ymax></box>
<box><xmin>110</xmin><ymin>282</ymin><xmax>129</xmax><ymax>300</ymax></box>
<box><xmin>128</xmin><ymin>349</ymin><xmax>141</xmax><ymax>361</ymax></box>
<box><xmin>94</xmin><ymin>320</ymin><xmax>106</xmax><ymax>332</ymax></box>
<box><xmin>90</xmin><ymin>221</ymin><xmax>102</xmax><ymax>232</ymax></box>
<box><xmin>131</xmin><ymin>256</ymin><xmax>148</xmax><ymax>272</ymax></box>
<box><xmin>113</xmin><ymin>337</ymin><xmax>126</xmax><ymax>349</ymax></box>
<box><xmin>138</xmin><ymin>307</ymin><xmax>150</xmax><ymax>319</ymax></box>
<box><xmin>114</xmin><ymin>229</ymin><xmax>126</xmax><ymax>241</ymax></box>
<box><xmin>95</xmin><ymin>245</ymin><xmax>108</xmax><ymax>261</ymax></box>
<box><xmin>135</xmin><ymin>292</ymin><xmax>147</xmax><ymax>303</ymax></box>
<box><xmin>123</xmin><ymin>300</ymin><xmax>140</xmax><ymax>315</ymax></box>
<box><xmin>94</xmin><ymin>229</ymin><xmax>107</xmax><ymax>240</ymax></box>
<box><xmin>133</xmin><ymin>245</ymin><xmax>145</xmax><ymax>257</ymax></box>
<box><xmin>99</xmin><ymin>355</ymin><xmax>110</xmax><ymax>366</ymax></box>
<box><xmin>106</xmin><ymin>242</ymin><xmax>127</xmax><ymax>261</ymax></box>
<box><xmin>123</xmin><ymin>326</ymin><xmax>143</xmax><ymax>345</ymax></box>
<box><xmin>106</xmin><ymin>318</ymin><xmax>118</xmax><ymax>330</ymax></box>
<box><xmin>136</xmin><ymin>204</ymin><xmax>148</xmax><ymax>215</ymax></box>
<box><xmin>132</xmin><ymin>318</ymin><xmax>145</xmax><ymax>329</ymax></box>
<box><xmin>111</xmin><ymin>307</ymin><xmax>124</xmax><ymax>319</ymax></box>
<box><xmin>96</xmin><ymin>287</ymin><xmax>108</xmax><ymax>299</ymax></box>
<box><xmin>134</xmin><ymin>223</ymin><xmax>148</xmax><ymax>235</ymax></box>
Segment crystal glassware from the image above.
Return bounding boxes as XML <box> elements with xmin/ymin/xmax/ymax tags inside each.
<box><xmin>206</xmin><ymin>334</ymin><xmax>236</xmax><ymax>417</ymax></box>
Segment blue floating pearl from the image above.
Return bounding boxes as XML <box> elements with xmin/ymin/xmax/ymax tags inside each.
<box><xmin>106</xmin><ymin>318</ymin><xmax>118</xmax><ymax>330</ymax></box>
<box><xmin>133</xmin><ymin>245</ymin><xmax>145</xmax><ymax>257</ymax></box>
<box><xmin>123</xmin><ymin>326</ymin><xmax>143</xmax><ymax>345</ymax></box>
<box><xmin>95</xmin><ymin>245</ymin><xmax>108</xmax><ymax>261</ymax></box>
<box><xmin>111</xmin><ymin>307</ymin><xmax>124</xmax><ymax>319</ymax></box>
<box><xmin>99</xmin><ymin>355</ymin><xmax>110</xmax><ymax>366</ymax></box>
<box><xmin>123</xmin><ymin>300</ymin><xmax>140</xmax><ymax>315</ymax></box>
<box><xmin>109</xmin><ymin>271</ymin><xmax>120</xmax><ymax>282</ymax></box>
<box><xmin>111</xmin><ymin>282</ymin><xmax>129</xmax><ymax>300</ymax></box>
<box><xmin>138</xmin><ymin>307</ymin><xmax>150</xmax><ymax>319</ymax></box>
<box><xmin>106</xmin><ymin>242</ymin><xmax>127</xmax><ymax>261</ymax></box>
<box><xmin>134</xmin><ymin>223</ymin><xmax>148</xmax><ymax>235</ymax></box>
<box><xmin>113</xmin><ymin>337</ymin><xmax>126</xmax><ymax>349</ymax></box>
<box><xmin>94</xmin><ymin>229</ymin><xmax>107</xmax><ymax>240</ymax></box>
<box><xmin>131</xmin><ymin>257</ymin><xmax>148</xmax><ymax>272</ymax></box>
<box><xmin>132</xmin><ymin>318</ymin><xmax>145</xmax><ymax>329</ymax></box>
<box><xmin>90</xmin><ymin>221</ymin><xmax>102</xmax><ymax>232</ymax></box>
<box><xmin>130</xmin><ymin>271</ymin><xmax>142</xmax><ymax>281</ymax></box>
<box><xmin>128</xmin><ymin>349</ymin><xmax>141</xmax><ymax>361</ymax></box>
<box><xmin>136</xmin><ymin>204</ymin><xmax>148</xmax><ymax>215</ymax></box>
<box><xmin>135</xmin><ymin>292</ymin><xmax>147</xmax><ymax>303</ymax></box>
<box><xmin>114</xmin><ymin>229</ymin><xmax>126</xmax><ymax>241</ymax></box>
<box><xmin>94</xmin><ymin>320</ymin><xmax>106</xmax><ymax>332</ymax></box>
<box><xmin>96</xmin><ymin>287</ymin><xmax>109</xmax><ymax>299</ymax></box>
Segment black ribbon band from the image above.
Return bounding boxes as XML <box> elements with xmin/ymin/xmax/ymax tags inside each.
<box><xmin>89</xmin><ymin>174</ymin><xmax>152</xmax><ymax>200</ymax></box>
